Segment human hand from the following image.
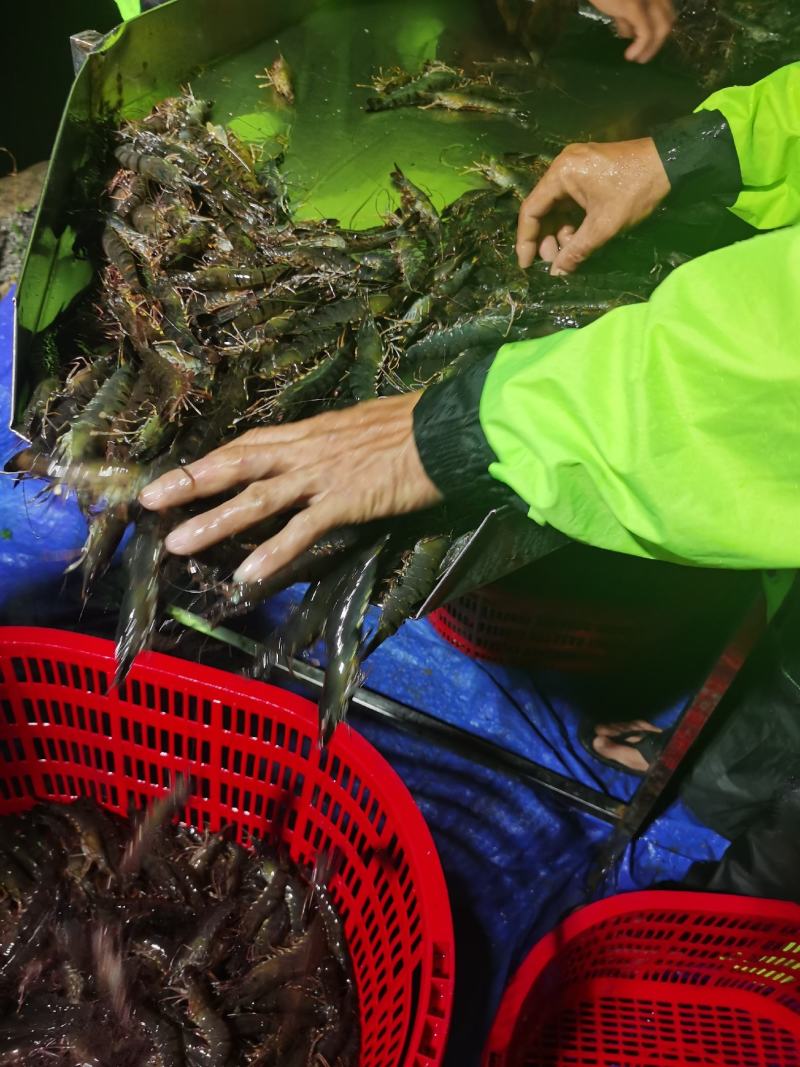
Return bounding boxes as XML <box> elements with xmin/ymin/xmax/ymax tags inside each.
<box><xmin>589</xmin><ymin>0</ymin><xmax>676</xmax><ymax>62</ymax></box>
<box><xmin>138</xmin><ymin>393</ymin><xmax>441</xmax><ymax>584</ymax></box>
<box><xmin>516</xmin><ymin>137</ymin><xmax>670</xmax><ymax>274</ymax></box>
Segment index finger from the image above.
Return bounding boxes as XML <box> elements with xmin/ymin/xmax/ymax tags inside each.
<box><xmin>140</xmin><ymin>442</ymin><xmax>285</xmax><ymax>510</ymax></box>
<box><xmin>623</xmin><ymin>1</ymin><xmax>655</xmax><ymax>62</ymax></box>
<box><xmin>641</xmin><ymin>0</ymin><xmax>675</xmax><ymax>60</ymax></box>
<box><xmin>516</xmin><ymin>166</ymin><xmax>567</xmax><ymax>268</ymax></box>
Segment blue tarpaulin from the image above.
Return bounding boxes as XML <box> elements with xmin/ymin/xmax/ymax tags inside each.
<box><xmin>0</xmin><ymin>288</ymin><xmax>729</xmax><ymax>1065</ymax></box>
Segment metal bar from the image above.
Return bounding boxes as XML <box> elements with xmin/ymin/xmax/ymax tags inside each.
<box><xmin>168</xmin><ymin>607</ymin><xmax>625</xmax><ymax>822</ymax></box>
<box><xmin>278</xmin><ymin>657</ymin><xmax>624</xmax><ymax>823</ymax></box>
<box><xmin>587</xmin><ymin>591</ymin><xmax>767</xmax><ymax>894</ymax></box>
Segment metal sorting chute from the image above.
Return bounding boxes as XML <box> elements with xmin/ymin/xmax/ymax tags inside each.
<box><xmin>417</xmin><ymin>507</ymin><xmax>568</xmax><ymax>615</ymax></box>
<box><xmin>13</xmin><ymin>0</ymin><xmax>571</xmax><ymax>604</ymax></box>
<box><xmin>14</xmin><ymin>0</ymin><xmax>325</xmax><ymax>411</ymax></box>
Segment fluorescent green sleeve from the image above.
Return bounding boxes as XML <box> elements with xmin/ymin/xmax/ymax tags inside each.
<box><xmin>115</xmin><ymin>0</ymin><xmax>141</xmax><ymax>19</ymax></box>
<box><xmin>477</xmin><ymin>223</ymin><xmax>800</xmax><ymax>569</ymax></box>
<box><xmin>697</xmin><ymin>63</ymin><xmax>800</xmax><ymax>229</ymax></box>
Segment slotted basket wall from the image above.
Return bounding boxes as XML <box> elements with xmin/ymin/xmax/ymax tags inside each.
<box><xmin>428</xmin><ymin>586</ymin><xmax>654</xmax><ymax>673</ymax></box>
<box><xmin>0</xmin><ymin>627</ymin><xmax>454</xmax><ymax>1067</ymax></box>
<box><xmin>484</xmin><ymin>889</ymin><xmax>800</xmax><ymax>1067</ymax></box>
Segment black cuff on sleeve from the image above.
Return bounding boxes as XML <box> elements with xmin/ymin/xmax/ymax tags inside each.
<box><xmin>413</xmin><ymin>356</ymin><xmax>521</xmax><ymax>509</ymax></box>
<box><xmin>652</xmin><ymin>108</ymin><xmax>742</xmax><ymax>207</ymax></box>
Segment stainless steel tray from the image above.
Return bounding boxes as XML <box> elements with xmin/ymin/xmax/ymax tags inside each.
<box><xmin>13</xmin><ymin>0</ymin><xmax>695</xmax><ymax>600</ymax></box>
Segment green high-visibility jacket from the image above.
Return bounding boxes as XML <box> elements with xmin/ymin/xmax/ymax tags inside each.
<box><xmin>414</xmin><ymin>62</ymin><xmax>800</xmax><ymax>578</ymax></box>
<box><xmin>115</xmin><ymin>0</ymin><xmax>140</xmax><ymax>18</ymax></box>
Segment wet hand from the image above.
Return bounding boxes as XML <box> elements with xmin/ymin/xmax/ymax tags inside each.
<box><xmin>516</xmin><ymin>137</ymin><xmax>670</xmax><ymax>274</ymax></box>
<box><xmin>589</xmin><ymin>0</ymin><xmax>676</xmax><ymax>62</ymax></box>
<box><xmin>138</xmin><ymin>393</ymin><xmax>441</xmax><ymax>585</ymax></box>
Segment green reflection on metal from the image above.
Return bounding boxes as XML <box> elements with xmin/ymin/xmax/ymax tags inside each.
<box><xmin>16</xmin><ymin>0</ymin><xmax>701</xmax><ymax>415</ymax></box>
<box><xmin>395</xmin><ymin>13</ymin><xmax>445</xmax><ymax>62</ymax></box>
<box><xmin>190</xmin><ymin>0</ymin><xmax>510</xmax><ymax>228</ymax></box>
<box><xmin>16</xmin><ymin>227</ymin><xmax>93</xmax><ymax>334</ymax></box>
<box><xmin>228</xmin><ymin>112</ymin><xmax>288</xmax><ymax>144</ymax></box>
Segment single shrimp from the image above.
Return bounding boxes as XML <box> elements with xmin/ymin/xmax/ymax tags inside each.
<box><xmin>115</xmin><ymin>144</ymin><xmax>186</xmax><ymax>188</ymax></box>
<box><xmin>256</xmin><ymin>54</ymin><xmax>295</xmax><ymax>104</ymax></box>
<box><xmin>390</xmin><ymin>165</ymin><xmax>441</xmax><ymax>239</ymax></box>
<box><xmin>114</xmin><ymin>509</ymin><xmax>167</xmax><ymax>688</ymax></box>
<box><xmin>119</xmin><ymin>777</ymin><xmax>188</xmax><ymax>879</ymax></box>
<box><xmin>181</xmin><ymin>970</ymin><xmax>232</xmax><ymax>1067</ymax></box>
<box><xmin>421</xmin><ymin>90</ymin><xmax>530</xmax><ymax>125</ymax></box>
<box><xmin>318</xmin><ymin>538</ymin><xmax>387</xmax><ymax>742</ymax></box>
<box><xmin>53</xmin><ymin>363</ymin><xmax>137</xmax><ymax>466</ymax></box>
<box><xmin>224</xmin><ymin>915</ymin><xmax>325</xmax><ymax>1007</ymax></box>
<box><xmin>350</xmin><ymin>309</ymin><xmax>385</xmax><ymax>401</ymax></box>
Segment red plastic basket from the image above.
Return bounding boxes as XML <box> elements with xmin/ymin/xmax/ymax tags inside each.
<box><xmin>484</xmin><ymin>889</ymin><xmax>800</xmax><ymax>1067</ymax></box>
<box><xmin>428</xmin><ymin>560</ymin><xmax>761</xmax><ymax>675</ymax></box>
<box><xmin>0</xmin><ymin>627</ymin><xmax>454</xmax><ymax>1067</ymax></box>
<box><xmin>428</xmin><ymin>585</ymin><xmax>661</xmax><ymax>673</ymax></box>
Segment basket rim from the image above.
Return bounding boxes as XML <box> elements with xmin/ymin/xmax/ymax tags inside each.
<box><xmin>483</xmin><ymin>889</ymin><xmax>800</xmax><ymax>1063</ymax></box>
<box><xmin>0</xmin><ymin>625</ymin><xmax>456</xmax><ymax>1066</ymax></box>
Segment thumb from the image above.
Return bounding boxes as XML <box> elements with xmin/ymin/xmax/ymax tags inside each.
<box><xmin>516</xmin><ymin>165</ymin><xmax>569</xmax><ymax>268</ymax></box>
<box><xmin>550</xmin><ymin>214</ymin><xmax>613</xmax><ymax>275</ymax></box>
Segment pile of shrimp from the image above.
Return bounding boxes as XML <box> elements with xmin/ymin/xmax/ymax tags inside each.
<box><xmin>11</xmin><ymin>91</ymin><xmax>669</xmax><ymax>738</ymax></box>
<box><xmin>669</xmin><ymin>0</ymin><xmax>800</xmax><ymax>88</ymax></box>
<box><xmin>0</xmin><ymin>788</ymin><xmax>356</xmax><ymax>1067</ymax></box>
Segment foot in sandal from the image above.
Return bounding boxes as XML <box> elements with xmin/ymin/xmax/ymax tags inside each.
<box><xmin>579</xmin><ymin>718</ymin><xmax>673</xmax><ymax>776</ymax></box>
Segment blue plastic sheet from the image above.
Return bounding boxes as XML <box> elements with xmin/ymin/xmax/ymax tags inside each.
<box><xmin>0</xmin><ymin>289</ymin><xmax>729</xmax><ymax>1065</ymax></box>
<box><xmin>0</xmin><ymin>289</ymin><xmax>88</xmax><ymax>602</ymax></box>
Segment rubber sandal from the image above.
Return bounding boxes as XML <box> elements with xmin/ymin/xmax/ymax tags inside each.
<box><xmin>578</xmin><ymin>720</ymin><xmax>675</xmax><ymax>777</ymax></box>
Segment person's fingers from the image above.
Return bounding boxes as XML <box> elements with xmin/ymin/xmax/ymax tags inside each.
<box><xmin>516</xmin><ymin>166</ymin><xmax>568</xmax><ymax>268</ymax></box>
<box><xmin>615</xmin><ymin>16</ymin><xmax>635</xmax><ymax>37</ymax></box>
<box><xmin>141</xmin><ymin>402</ymin><xmax>397</xmax><ymax>510</ymax></box>
<box><xmin>164</xmin><ymin>472</ymin><xmax>317</xmax><ymax>555</ymax></box>
<box><xmin>515</xmin><ymin>213</ymin><xmax>541</xmax><ymax>269</ymax></box>
<box><xmin>640</xmin><ymin>0</ymin><xmax>675</xmax><ymax>60</ymax></box>
<box><xmin>659</xmin><ymin>0</ymin><xmax>677</xmax><ymax>26</ymax></box>
<box><xmin>623</xmin><ymin>1</ymin><xmax>655</xmax><ymax>62</ymax></box>
<box><xmin>557</xmin><ymin>223</ymin><xmax>576</xmax><ymax>246</ymax></box>
<box><xmin>141</xmin><ymin>444</ymin><xmax>288</xmax><ymax>509</ymax></box>
<box><xmin>538</xmin><ymin>234</ymin><xmax>560</xmax><ymax>263</ymax></box>
<box><xmin>550</xmin><ymin>214</ymin><xmax>615</xmax><ymax>275</ymax></box>
<box><xmin>233</xmin><ymin>499</ymin><xmax>341</xmax><ymax>584</ymax></box>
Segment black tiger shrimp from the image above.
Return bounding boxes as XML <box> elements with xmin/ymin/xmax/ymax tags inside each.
<box><xmin>0</xmin><ymin>796</ymin><xmax>358</xmax><ymax>1064</ymax></box>
<box><xmin>14</xmin><ymin>82</ymin><xmax>665</xmax><ymax>722</ymax></box>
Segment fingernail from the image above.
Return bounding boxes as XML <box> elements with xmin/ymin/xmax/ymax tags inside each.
<box><xmin>165</xmin><ymin>528</ymin><xmax>192</xmax><ymax>554</ymax></box>
<box><xmin>233</xmin><ymin>560</ymin><xmax>256</xmax><ymax>584</ymax></box>
<box><xmin>139</xmin><ymin>485</ymin><xmax>161</xmax><ymax>507</ymax></box>
<box><xmin>550</xmin><ymin>266</ymin><xmax>566</xmax><ymax>277</ymax></box>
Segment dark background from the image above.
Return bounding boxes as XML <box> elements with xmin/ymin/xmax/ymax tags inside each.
<box><xmin>2</xmin><ymin>1</ymin><xmax>124</xmax><ymax>173</ymax></box>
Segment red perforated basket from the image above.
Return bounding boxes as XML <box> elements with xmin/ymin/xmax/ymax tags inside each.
<box><xmin>428</xmin><ymin>546</ymin><xmax>760</xmax><ymax>674</ymax></box>
<box><xmin>428</xmin><ymin>586</ymin><xmax>658</xmax><ymax>673</ymax></box>
<box><xmin>484</xmin><ymin>889</ymin><xmax>800</xmax><ymax>1066</ymax></box>
<box><xmin>0</xmin><ymin>627</ymin><xmax>454</xmax><ymax>1067</ymax></box>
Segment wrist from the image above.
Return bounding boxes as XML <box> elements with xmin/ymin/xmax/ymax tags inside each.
<box><xmin>634</xmin><ymin>136</ymin><xmax>671</xmax><ymax>214</ymax></box>
<box><xmin>412</xmin><ymin>357</ymin><xmax>523</xmax><ymax>510</ymax></box>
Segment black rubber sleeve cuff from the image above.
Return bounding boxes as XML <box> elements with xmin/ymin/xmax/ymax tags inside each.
<box><xmin>652</xmin><ymin>108</ymin><xmax>742</xmax><ymax>207</ymax></box>
<box><xmin>413</xmin><ymin>356</ymin><xmax>523</xmax><ymax>510</ymax></box>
